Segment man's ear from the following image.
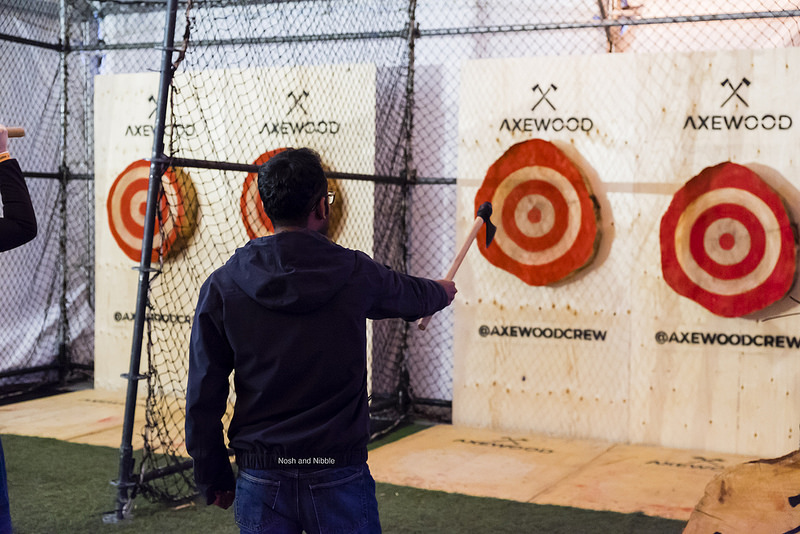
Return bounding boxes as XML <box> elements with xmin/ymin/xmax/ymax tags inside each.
<box><xmin>313</xmin><ymin>196</ymin><xmax>326</xmax><ymax>219</ymax></box>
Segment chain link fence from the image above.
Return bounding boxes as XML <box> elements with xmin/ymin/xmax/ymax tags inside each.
<box><xmin>3</xmin><ymin>0</ymin><xmax>799</xmax><ymax>508</ymax></box>
<box><xmin>0</xmin><ymin>0</ymin><xmax>95</xmax><ymax>400</ymax></box>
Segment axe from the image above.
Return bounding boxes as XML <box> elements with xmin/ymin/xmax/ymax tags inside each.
<box><xmin>417</xmin><ymin>201</ymin><xmax>496</xmax><ymax>330</ymax></box>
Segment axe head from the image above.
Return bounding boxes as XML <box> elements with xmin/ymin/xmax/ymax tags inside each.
<box><xmin>476</xmin><ymin>201</ymin><xmax>497</xmax><ymax>248</ymax></box>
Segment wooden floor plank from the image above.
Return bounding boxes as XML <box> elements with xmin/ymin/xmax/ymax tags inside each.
<box><xmin>368</xmin><ymin>425</ymin><xmax>613</xmax><ymax>502</ymax></box>
<box><xmin>368</xmin><ymin>424</ymin><xmax>759</xmax><ymax>521</ymax></box>
<box><xmin>531</xmin><ymin>443</ymin><xmax>757</xmax><ymax>520</ymax></box>
<box><xmin>0</xmin><ymin>389</ymin><xmax>145</xmax><ymax>448</ymax></box>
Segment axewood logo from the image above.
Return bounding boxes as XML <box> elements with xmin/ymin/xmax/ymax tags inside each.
<box><xmin>683</xmin><ymin>77</ymin><xmax>793</xmax><ymax>131</ymax></box>
<box><xmin>124</xmin><ymin>95</ymin><xmax>199</xmax><ymax>138</ymax></box>
<box><xmin>259</xmin><ymin>89</ymin><xmax>341</xmax><ymax>136</ymax></box>
<box><xmin>499</xmin><ymin>82</ymin><xmax>594</xmax><ymax>134</ymax></box>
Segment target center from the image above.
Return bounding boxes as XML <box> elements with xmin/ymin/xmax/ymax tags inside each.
<box><xmin>515</xmin><ymin>194</ymin><xmax>555</xmax><ymax>237</ymax></box>
<box><xmin>718</xmin><ymin>232</ymin><xmax>735</xmax><ymax>250</ymax></box>
<box><xmin>702</xmin><ymin>217</ymin><xmax>752</xmax><ymax>266</ymax></box>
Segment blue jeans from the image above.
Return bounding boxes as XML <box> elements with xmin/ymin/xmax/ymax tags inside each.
<box><xmin>0</xmin><ymin>437</ymin><xmax>10</xmax><ymax>534</ymax></box>
<box><xmin>234</xmin><ymin>462</ymin><xmax>381</xmax><ymax>534</ymax></box>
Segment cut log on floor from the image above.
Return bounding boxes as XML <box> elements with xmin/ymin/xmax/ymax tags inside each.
<box><xmin>683</xmin><ymin>449</ymin><xmax>800</xmax><ymax>534</ymax></box>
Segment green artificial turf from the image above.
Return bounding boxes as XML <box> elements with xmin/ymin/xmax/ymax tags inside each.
<box><xmin>3</xmin><ymin>432</ymin><xmax>686</xmax><ymax>533</ymax></box>
<box><xmin>377</xmin><ymin>484</ymin><xmax>686</xmax><ymax>534</ymax></box>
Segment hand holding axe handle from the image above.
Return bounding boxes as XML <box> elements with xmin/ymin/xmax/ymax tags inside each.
<box><xmin>418</xmin><ymin>201</ymin><xmax>496</xmax><ymax>330</ymax></box>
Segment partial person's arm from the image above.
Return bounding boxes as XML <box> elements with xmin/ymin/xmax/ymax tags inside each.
<box><xmin>0</xmin><ymin>125</ymin><xmax>37</xmax><ymax>252</ymax></box>
<box><xmin>185</xmin><ymin>279</ymin><xmax>236</xmax><ymax>508</ymax></box>
<box><xmin>360</xmin><ymin>252</ymin><xmax>457</xmax><ymax>321</ymax></box>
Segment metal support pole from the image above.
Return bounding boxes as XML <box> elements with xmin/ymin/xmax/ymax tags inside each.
<box><xmin>403</xmin><ymin>0</ymin><xmax>417</xmax><ymax>185</ymax></box>
<box><xmin>596</xmin><ymin>0</ymin><xmax>614</xmax><ymax>52</ymax></box>
<box><xmin>396</xmin><ymin>0</ymin><xmax>418</xmax><ymax>416</ymax></box>
<box><xmin>57</xmin><ymin>0</ymin><xmax>70</xmax><ymax>384</ymax></box>
<box><xmin>110</xmin><ymin>0</ymin><xmax>179</xmax><ymax>521</ymax></box>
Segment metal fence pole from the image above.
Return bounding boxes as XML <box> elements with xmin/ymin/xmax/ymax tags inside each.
<box><xmin>57</xmin><ymin>0</ymin><xmax>70</xmax><ymax>384</ymax></box>
<box><xmin>397</xmin><ymin>0</ymin><xmax>418</xmax><ymax>414</ymax></box>
<box><xmin>110</xmin><ymin>0</ymin><xmax>179</xmax><ymax>521</ymax></box>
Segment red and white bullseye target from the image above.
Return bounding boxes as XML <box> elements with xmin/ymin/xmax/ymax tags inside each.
<box><xmin>660</xmin><ymin>162</ymin><xmax>796</xmax><ymax>317</ymax></box>
<box><xmin>475</xmin><ymin>139</ymin><xmax>599</xmax><ymax>285</ymax></box>
<box><xmin>107</xmin><ymin>159</ymin><xmax>186</xmax><ymax>263</ymax></box>
<box><xmin>240</xmin><ymin>149</ymin><xmax>287</xmax><ymax>239</ymax></box>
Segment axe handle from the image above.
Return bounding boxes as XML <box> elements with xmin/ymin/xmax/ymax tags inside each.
<box><xmin>7</xmin><ymin>127</ymin><xmax>24</xmax><ymax>138</ymax></box>
<box><xmin>417</xmin><ymin>215</ymin><xmax>485</xmax><ymax>331</ymax></box>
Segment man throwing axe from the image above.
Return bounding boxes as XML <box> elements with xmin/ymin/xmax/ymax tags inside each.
<box><xmin>185</xmin><ymin>147</ymin><xmax>456</xmax><ymax>533</ymax></box>
<box><xmin>0</xmin><ymin>124</ymin><xmax>37</xmax><ymax>534</ymax></box>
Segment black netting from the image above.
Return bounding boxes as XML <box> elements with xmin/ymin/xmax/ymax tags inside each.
<box><xmin>0</xmin><ymin>1</ymin><xmax>94</xmax><ymax>398</ymax></box>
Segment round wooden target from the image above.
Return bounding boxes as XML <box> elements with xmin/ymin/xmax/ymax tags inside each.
<box><xmin>106</xmin><ymin>159</ymin><xmax>186</xmax><ymax>263</ymax></box>
<box><xmin>240</xmin><ymin>149</ymin><xmax>286</xmax><ymax>239</ymax></box>
<box><xmin>475</xmin><ymin>139</ymin><xmax>599</xmax><ymax>285</ymax></box>
<box><xmin>660</xmin><ymin>162</ymin><xmax>796</xmax><ymax>317</ymax></box>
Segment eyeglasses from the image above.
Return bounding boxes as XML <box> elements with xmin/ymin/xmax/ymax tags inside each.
<box><xmin>309</xmin><ymin>190</ymin><xmax>335</xmax><ymax>213</ymax></box>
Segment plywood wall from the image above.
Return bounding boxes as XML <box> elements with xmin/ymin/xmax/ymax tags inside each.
<box><xmin>454</xmin><ymin>48</ymin><xmax>800</xmax><ymax>457</ymax></box>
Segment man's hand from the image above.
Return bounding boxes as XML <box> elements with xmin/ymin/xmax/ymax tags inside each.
<box><xmin>213</xmin><ymin>490</ymin><xmax>235</xmax><ymax>509</ymax></box>
<box><xmin>436</xmin><ymin>279</ymin><xmax>457</xmax><ymax>305</ymax></box>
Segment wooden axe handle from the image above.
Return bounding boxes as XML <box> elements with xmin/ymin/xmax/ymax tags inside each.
<box><xmin>7</xmin><ymin>127</ymin><xmax>25</xmax><ymax>138</ymax></box>
<box><xmin>417</xmin><ymin>215</ymin><xmax>486</xmax><ymax>331</ymax></box>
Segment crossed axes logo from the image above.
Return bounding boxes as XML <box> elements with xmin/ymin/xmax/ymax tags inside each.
<box><xmin>720</xmin><ymin>77</ymin><xmax>750</xmax><ymax>108</ymax></box>
<box><xmin>287</xmin><ymin>90</ymin><xmax>309</xmax><ymax>115</ymax></box>
<box><xmin>531</xmin><ymin>83</ymin><xmax>557</xmax><ymax>112</ymax></box>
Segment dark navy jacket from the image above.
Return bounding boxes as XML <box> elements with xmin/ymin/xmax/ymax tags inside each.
<box><xmin>185</xmin><ymin>229</ymin><xmax>448</xmax><ymax>504</ymax></box>
<box><xmin>0</xmin><ymin>159</ymin><xmax>37</xmax><ymax>252</ymax></box>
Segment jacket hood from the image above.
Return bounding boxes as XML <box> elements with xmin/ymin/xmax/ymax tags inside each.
<box><xmin>224</xmin><ymin>230</ymin><xmax>356</xmax><ymax>314</ymax></box>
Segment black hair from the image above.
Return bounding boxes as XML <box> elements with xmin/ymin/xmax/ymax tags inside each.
<box><xmin>257</xmin><ymin>148</ymin><xmax>327</xmax><ymax>226</ymax></box>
